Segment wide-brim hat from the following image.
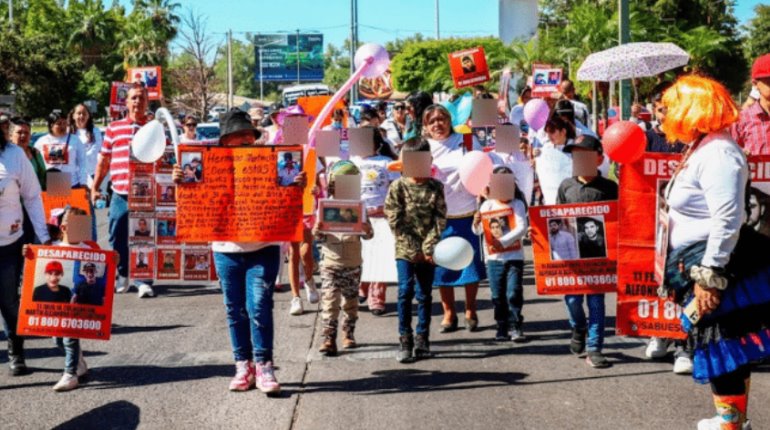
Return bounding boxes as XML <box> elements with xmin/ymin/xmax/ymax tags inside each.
<box><xmin>219</xmin><ymin>109</ymin><xmax>262</xmax><ymax>140</ymax></box>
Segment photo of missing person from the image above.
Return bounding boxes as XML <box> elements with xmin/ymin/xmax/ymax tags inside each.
<box><xmin>160</xmin><ymin>251</ymin><xmax>177</xmax><ymax>273</ymax></box>
<box><xmin>277</xmin><ymin>150</ymin><xmax>302</xmax><ymax>186</ymax></box>
<box><xmin>547</xmin><ymin>70</ymin><xmax>562</xmax><ymax>85</ymax></box>
<box><xmin>131</xmin><ymin>217</ymin><xmax>154</xmax><ymax>238</ymax></box>
<box><xmin>157</xmin><ymin>149</ymin><xmax>177</xmax><ymax>172</ymax></box>
<box><xmin>461</xmin><ymin>55</ymin><xmax>476</xmax><ymax>74</ymax></box>
<box><xmin>656</xmin><ymin>179</ymin><xmax>670</xmax><ymax>212</ymax></box>
<box><xmin>180</xmin><ymin>151</ymin><xmax>203</xmax><ymax>183</ymax></box>
<box><xmin>72</xmin><ymin>261</ymin><xmax>106</xmax><ymax>306</ymax></box>
<box><xmin>32</xmin><ymin>260</ymin><xmax>72</xmax><ymax>303</ymax></box>
<box><xmin>548</xmin><ymin>218</ymin><xmax>579</xmax><ymax>261</ymax></box>
<box><xmin>183</xmin><ymin>249</ymin><xmax>210</xmax><ymax>280</ymax></box>
<box><xmin>473</xmin><ymin>126</ymin><xmax>496</xmax><ymax>148</ymax></box>
<box><xmin>576</xmin><ymin>217</ymin><xmax>607</xmax><ymax>259</ymax></box>
<box><xmin>43</xmin><ymin>144</ymin><xmax>68</xmax><ymax>165</ymax></box>
<box><xmin>157</xmin><ymin>183</ymin><xmax>176</xmax><ymax>204</ymax></box>
<box><xmin>135</xmin><ymin>251</ymin><xmax>149</xmax><ymax>269</ymax></box>
<box><xmin>130</xmin><ymin>178</ymin><xmax>151</xmax><ymax>198</ymax></box>
<box><xmin>748</xmin><ymin>186</ymin><xmax>770</xmax><ymax>237</ymax></box>
<box><xmin>322</xmin><ymin>207</ymin><xmax>359</xmax><ymax>224</ymax></box>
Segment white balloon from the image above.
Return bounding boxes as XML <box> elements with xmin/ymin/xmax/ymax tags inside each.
<box><xmin>433</xmin><ymin>237</ymin><xmax>474</xmax><ymax>271</ymax></box>
<box><xmin>131</xmin><ymin>120</ymin><xmax>166</xmax><ymax>163</ymax></box>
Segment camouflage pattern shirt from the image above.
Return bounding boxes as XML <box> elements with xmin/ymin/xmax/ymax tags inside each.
<box><xmin>385</xmin><ymin>177</ymin><xmax>447</xmax><ymax>261</ymax></box>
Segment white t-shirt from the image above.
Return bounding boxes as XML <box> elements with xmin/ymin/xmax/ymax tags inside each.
<box><xmin>75</xmin><ymin>128</ymin><xmax>103</xmax><ymax>188</ymax></box>
<box><xmin>569</xmin><ymin>99</ymin><xmax>592</xmax><ymax>127</ymax></box>
<box><xmin>0</xmin><ymin>144</ymin><xmax>50</xmax><ymax>246</ymax></box>
<box><xmin>429</xmin><ymin>133</ymin><xmax>482</xmax><ymax>216</ymax></box>
<box><xmin>35</xmin><ymin>133</ymin><xmax>88</xmax><ymax>187</ymax></box>
<box><xmin>351</xmin><ymin>154</ymin><xmax>399</xmax><ymax>209</ymax></box>
<box><xmin>381</xmin><ymin>119</ymin><xmax>404</xmax><ymax>148</ymax></box>
<box><xmin>471</xmin><ymin>198</ymin><xmax>528</xmax><ymax>261</ymax></box>
<box><xmin>667</xmin><ymin>132</ymin><xmax>748</xmax><ymax>268</ymax></box>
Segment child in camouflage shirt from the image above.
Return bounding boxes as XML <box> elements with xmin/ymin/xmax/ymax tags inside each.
<box><xmin>384</xmin><ymin>139</ymin><xmax>447</xmax><ymax>363</ymax></box>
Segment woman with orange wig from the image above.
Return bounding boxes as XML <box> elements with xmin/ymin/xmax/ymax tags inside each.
<box><xmin>660</xmin><ymin>75</ymin><xmax>770</xmax><ymax>430</ymax></box>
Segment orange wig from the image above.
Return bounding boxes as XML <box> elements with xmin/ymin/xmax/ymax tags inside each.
<box><xmin>661</xmin><ymin>75</ymin><xmax>738</xmax><ymax>144</ymax></box>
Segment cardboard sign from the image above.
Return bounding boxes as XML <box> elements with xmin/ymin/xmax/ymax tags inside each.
<box><xmin>747</xmin><ymin>156</ymin><xmax>770</xmax><ymax>239</ymax></box>
<box><xmin>127</xmin><ymin>66</ymin><xmax>162</xmax><ymax>100</ymax></box>
<box><xmin>41</xmin><ymin>189</ymin><xmax>91</xmax><ymax>223</ymax></box>
<box><xmin>529</xmin><ymin>202</ymin><xmax>618</xmax><ymax>295</ymax></box>
<box><xmin>333</xmin><ymin>174</ymin><xmax>362</xmax><ymax>200</ymax></box>
<box><xmin>488</xmin><ymin>172</ymin><xmax>516</xmax><ymax>201</ymax></box>
<box><xmin>531</xmin><ymin>65</ymin><xmax>563</xmax><ymax>98</ymax></box>
<box><xmin>46</xmin><ymin>172</ymin><xmax>72</xmax><ymax>197</ymax></box>
<box><xmin>448</xmin><ymin>46</ymin><xmax>491</xmax><ymax>89</ymax></box>
<box><xmin>176</xmin><ymin>145</ymin><xmax>304</xmax><ymax>242</ymax></box>
<box><xmin>495</xmin><ymin>124</ymin><xmax>520</xmax><ymax>154</ymax></box>
<box><xmin>348</xmin><ymin>128</ymin><xmax>374</xmax><ymax>158</ymax></box>
<box><xmin>402</xmin><ymin>152</ymin><xmax>432</xmax><ymax>178</ymax></box>
<box><xmin>316</xmin><ymin>130</ymin><xmax>341</xmax><ymax>158</ymax></box>
<box><xmin>472</xmin><ymin>99</ymin><xmax>498</xmax><ymax>127</ymax></box>
<box><xmin>18</xmin><ymin>245</ymin><xmax>116</xmax><ymax>340</ymax></box>
<box><xmin>283</xmin><ymin>116</ymin><xmax>309</xmax><ymax>147</ymax></box>
<box><xmin>318</xmin><ymin>199</ymin><xmax>366</xmax><ymax>234</ymax></box>
<box><xmin>481</xmin><ymin>208</ymin><xmax>521</xmax><ymax>255</ymax></box>
<box><xmin>109</xmin><ymin>81</ymin><xmax>131</xmax><ymax>119</ymax></box>
<box><xmin>615</xmin><ymin>153</ymin><xmax>685</xmax><ymax>339</ymax></box>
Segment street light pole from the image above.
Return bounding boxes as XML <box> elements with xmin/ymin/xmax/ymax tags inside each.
<box><xmin>618</xmin><ymin>0</ymin><xmax>631</xmax><ymax>120</ymax></box>
<box><xmin>349</xmin><ymin>0</ymin><xmax>359</xmax><ymax>104</ymax></box>
<box><xmin>227</xmin><ymin>30</ymin><xmax>233</xmax><ymax>109</ymax></box>
<box><xmin>435</xmin><ymin>0</ymin><xmax>440</xmax><ymax>39</ymax></box>
<box><xmin>259</xmin><ymin>46</ymin><xmax>264</xmax><ymax>101</ymax></box>
<box><xmin>296</xmin><ymin>29</ymin><xmax>301</xmax><ymax>85</ymax></box>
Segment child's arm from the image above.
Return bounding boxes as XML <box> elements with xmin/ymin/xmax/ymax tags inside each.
<box><xmin>498</xmin><ymin>200</ymin><xmax>528</xmax><ymax>248</ymax></box>
<box><xmin>471</xmin><ymin>201</ymin><xmax>486</xmax><ymax>236</ymax></box>
<box><xmin>422</xmin><ymin>183</ymin><xmax>447</xmax><ymax>258</ymax></box>
<box><xmin>384</xmin><ymin>181</ymin><xmax>403</xmax><ymax>233</ymax></box>
<box><xmin>361</xmin><ymin>217</ymin><xmax>374</xmax><ymax>240</ymax></box>
<box><xmin>311</xmin><ymin>220</ymin><xmax>326</xmax><ymax>242</ymax></box>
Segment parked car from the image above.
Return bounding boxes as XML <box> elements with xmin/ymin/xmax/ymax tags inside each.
<box><xmin>196</xmin><ymin>122</ymin><xmax>220</xmax><ymax>140</ymax></box>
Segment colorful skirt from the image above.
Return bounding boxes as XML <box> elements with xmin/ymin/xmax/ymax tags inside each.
<box><xmin>665</xmin><ymin>226</ymin><xmax>770</xmax><ymax>383</ymax></box>
<box><xmin>433</xmin><ymin>216</ymin><xmax>486</xmax><ymax>287</ymax></box>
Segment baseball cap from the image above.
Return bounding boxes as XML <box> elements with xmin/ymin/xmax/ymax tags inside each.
<box><xmin>563</xmin><ymin>135</ymin><xmax>603</xmax><ymax>155</ymax></box>
<box><xmin>751</xmin><ymin>53</ymin><xmax>770</xmax><ymax>80</ymax></box>
<box><xmin>45</xmin><ymin>261</ymin><xmax>64</xmax><ymax>274</ymax></box>
<box><xmin>83</xmin><ymin>262</ymin><xmax>97</xmax><ymax>271</ymax></box>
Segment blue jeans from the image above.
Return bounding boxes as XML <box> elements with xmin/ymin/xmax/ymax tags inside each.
<box><xmin>55</xmin><ymin>337</ymin><xmax>80</xmax><ymax>375</ymax></box>
<box><xmin>109</xmin><ymin>193</ymin><xmax>150</xmax><ymax>284</ymax></box>
<box><xmin>214</xmin><ymin>246</ymin><xmax>280</xmax><ymax>363</ymax></box>
<box><xmin>396</xmin><ymin>259</ymin><xmax>434</xmax><ymax>336</ymax></box>
<box><xmin>486</xmin><ymin>260</ymin><xmax>524</xmax><ymax>329</ymax></box>
<box><xmin>565</xmin><ymin>294</ymin><xmax>606</xmax><ymax>352</ymax></box>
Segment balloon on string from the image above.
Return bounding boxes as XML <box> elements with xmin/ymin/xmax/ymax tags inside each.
<box><xmin>602</xmin><ymin>120</ymin><xmax>646</xmax><ymax>164</ymax></box>
<box><xmin>131</xmin><ymin>120</ymin><xmax>166</xmax><ymax>163</ymax></box>
<box><xmin>523</xmin><ymin>99</ymin><xmax>550</xmax><ymax>131</ymax></box>
<box><xmin>459</xmin><ymin>151</ymin><xmax>493</xmax><ymax>196</ymax></box>
<box><xmin>354</xmin><ymin>43</ymin><xmax>390</xmax><ymax>79</ymax></box>
<box><xmin>433</xmin><ymin>237</ymin><xmax>474</xmax><ymax>271</ymax></box>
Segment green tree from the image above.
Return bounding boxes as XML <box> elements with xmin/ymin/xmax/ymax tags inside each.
<box><xmin>744</xmin><ymin>5</ymin><xmax>770</xmax><ymax>63</ymax></box>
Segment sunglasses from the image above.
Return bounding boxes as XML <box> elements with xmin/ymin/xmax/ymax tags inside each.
<box><xmin>393</xmin><ymin>105</ymin><xmax>405</xmax><ymax>110</ymax></box>
<box><xmin>184</xmin><ymin>123</ymin><xmax>197</xmax><ymax>127</ymax></box>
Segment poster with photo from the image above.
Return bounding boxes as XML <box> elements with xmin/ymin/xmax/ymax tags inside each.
<box><xmin>481</xmin><ymin>208</ymin><xmax>521</xmax><ymax>255</ymax></box>
<box><xmin>531</xmin><ymin>65</ymin><xmax>563</xmax><ymax>98</ymax></box>
<box><xmin>318</xmin><ymin>199</ymin><xmax>366</xmax><ymax>234</ymax></box>
<box><xmin>129</xmin><ymin>246</ymin><xmax>155</xmax><ymax>279</ymax></box>
<box><xmin>109</xmin><ymin>81</ymin><xmax>131</xmax><ymax>119</ymax></box>
<box><xmin>128</xmin><ymin>160</ymin><xmax>155</xmax><ymax>211</ymax></box>
<box><xmin>448</xmin><ymin>46</ymin><xmax>490</xmax><ymax>89</ymax></box>
<box><xmin>183</xmin><ymin>247</ymin><xmax>210</xmax><ymax>281</ymax></box>
<box><xmin>127</xmin><ymin>66</ymin><xmax>163</xmax><ymax>100</ymax></box>
<box><xmin>129</xmin><ymin>212</ymin><xmax>155</xmax><ymax>243</ymax></box>
<box><xmin>156</xmin><ymin>210</ymin><xmax>178</xmax><ymax>245</ymax></box>
<box><xmin>529</xmin><ymin>201</ymin><xmax>618</xmax><ymax>295</ymax></box>
<box><xmin>747</xmin><ymin>156</ymin><xmax>770</xmax><ymax>239</ymax></box>
<box><xmin>17</xmin><ymin>245</ymin><xmax>116</xmax><ymax>340</ymax></box>
<box><xmin>179</xmin><ymin>151</ymin><xmax>203</xmax><ymax>183</ymax></box>
<box><xmin>472</xmin><ymin>126</ymin><xmax>496</xmax><ymax>148</ymax></box>
<box><xmin>277</xmin><ymin>150</ymin><xmax>303</xmax><ymax>186</ymax></box>
<box><xmin>156</xmin><ymin>179</ymin><xmax>176</xmax><ymax>207</ymax></box>
<box><xmin>156</xmin><ymin>146</ymin><xmax>177</xmax><ymax>173</ymax></box>
<box><xmin>156</xmin><ymin>247</ymin><xmax>182</xmax><ymax>280</ymax></box>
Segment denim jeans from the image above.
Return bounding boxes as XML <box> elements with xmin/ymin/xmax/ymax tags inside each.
<box><xmin>214</xmin><ymin>246</ymin><xmax>280</xmax><ymax>363</ymax></box>
<box><xmin>0</xmin><ymin>238</ymin><xmax>24</xmax><ymax>351</ymax></box>
<box><xmin>396</xmin><ymin>259</ymin><xmax>434</xmax><ymax>336</ymax></box>
<box><xmin>55</xmin><ymin>337</ymin><xmax>80</xmax><ymax>375</ymax></box>
<box><xmin>564</xmin><ymin>294</ymin><xmax>606</xmax><ymax>352</ymax></box>
<box><xmin>486</xmin><ymin>259</ymin><xmax>524</xmax><ymax>329</ymax></box>
<box><xmin>109</xmin><ymin>193</ymin><xmax>150</xmax><ymax>284</ymax></box>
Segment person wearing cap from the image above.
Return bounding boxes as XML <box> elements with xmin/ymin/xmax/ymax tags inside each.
<box><xmin>33</xmin><ymin>261</ymin><xmax>72</xmax><ymax>303</ymax></box>
<box><xmin>72</xmin><ymin>262</ymin><xmax>105</xmax><ymax>306</ymax></box>
<box><xmin>248</xmin><ymin>107</ymin><xmax>267</xmax><ymax>144</ymax></box>
<box><xmin>264</xmin><ymin>102</ymin><xmax>284</xmax><ymax>145</ymax></box>
<box><xmin>180</xmin><ymin>115</ymin><xmax>199</xmax><ymax>143</ymax></box>
<box><xmin>173</xmin><ymin>108</ymin><xmax>306</xmax><ymax>395</ymax></box>
<box><xmin>382</xmin><ymin>100</ymin><xmax>408</xmax><ymax>150</ymax></box>
<box><xmin>91</xmin><ymin>83</ymin><xmax>155</xmax><ymax>298</ymax></box>
<box><xmin>732</xmin><ymin>53</ymin><xmax>770</xmax><ymax>155</ymax></box>
<box><xmin>35</xmin><ymin>110</ymin><xmax>88</xmax><ymax>189</ymax></box>
<box><xmin>556</xmin><ymin>134</ymin><xmax>618</xmax><ymax>369</ymax></box>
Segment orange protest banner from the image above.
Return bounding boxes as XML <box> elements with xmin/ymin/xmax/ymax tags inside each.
<box><xmin>481</xmin><ymin>208</ymin><xmax>521</xmax><ymax>255</ymax></box>
<box><xmin>17</xmin><ymin>245</ymin><xmax>116</xmax><ymax>341</ymax></box>
<box><xmin>448</xmin><ymin>46</ymin><xmax>490</xmax><ymax>89</ymax></box>
<box><xmin>529</xmin><ymin>201</ymin><xmax>618</xmax><ymax>295</ymax></box>
<box><xmin>41</xmin><ymin>189</ymin><xmax>91</xmax><ymax>222</ymax></box>
<box><xmin>176</xmin><ymin>145</ymin><xmax>304</xmax><ymax>242</ymax></box>
<box><xmin>616</xmin><ymin>153</ymin><xmax>686</xmax><ymax>339</ymax></box>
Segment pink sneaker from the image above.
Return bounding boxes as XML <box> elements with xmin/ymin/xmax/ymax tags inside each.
<box><xmin>255</xmin><ymin>361</ymin><xmax>281</xmax><ymax>394</ymax></box>
<box><xmin>228</xmin><ymin>360</ymin><xmax>255</xmax><ymax>392</ymax></box>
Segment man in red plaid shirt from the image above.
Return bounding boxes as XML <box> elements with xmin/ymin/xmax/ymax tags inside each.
<box><xmin>733</xmin><ymin>53</ymin><xmax>770</xmax><ymax>155</ymax></box>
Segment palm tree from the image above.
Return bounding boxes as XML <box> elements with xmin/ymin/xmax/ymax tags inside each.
<box><xmin>68</xmin><ymin>0</ymin><xmax>117</xmax><ymax>67</ymax></box>
<box><xmin>667</xmin><ymin>25</ymin><xmax>728</xmax><ymax>71</ymax></box>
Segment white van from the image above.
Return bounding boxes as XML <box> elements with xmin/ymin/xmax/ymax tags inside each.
<box><xmin>282</xmin><ymin>84</ymin><xmax>331</xmax><ymax>106</ymax></box>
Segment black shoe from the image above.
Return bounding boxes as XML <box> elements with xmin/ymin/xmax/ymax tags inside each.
<box><xmin>465</xmin><ymin>316</ymin><xmax>479</xmax><ymax>332</ymax></box>
<box><xmin>586</xmin><ymin>351</ymin><xmax>611</xmax><ymax>368</ymax></box>
<box><xmin>439</xmin><ymin>316</ymin><xmax>458</xmax><ymax>333</ymax></box>
<box><xmin>371</xmin><ymin>308</ymin><xmax>385</xmax><ymax>316</ymax></box>
<box><xmin>397</xmin><ymin>335</ymin><xmax>414</xmax><ymax>363</ymax></box>
<box><xmin>570</xmin><ymin>328</ymin><xmax>587</xmax><ymax>356</ymax></box>
<box><xmin>414</xmin><ymin>334</ymin><xmax>431</xmax><ymax>359</ymax></box>
<box><xmin>9</xmin><ymin>355</ymin><xmax>29</xmax><ymax>376</ymax></box>
<box><xmin>494</xmin><ymin>324</ymin><xmax>510</xmax><ymax>341</ymax></box>
<box><xmin>358</xmin><ymin>295</ymin><xmax>367</xmax><ymax>305</ymax></box>
<box><xmin>510</xmin><ymin>327</ymin><xmax>527</xmax><ymax>343</ymax></box>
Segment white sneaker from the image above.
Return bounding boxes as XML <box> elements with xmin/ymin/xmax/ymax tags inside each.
<box><xmin>289</xmin><ymin>296</ymin><xmax>303</xmax><ymax>316</ymax></box>
<box><xmin>136</xmin><ymin>282</ymin><xmax>155</xmax><ymax>298</ymax></box>
<box><xmin>115</xmin><ymin>276</ymin><xmax>129</xmax><ymax>293</ymax></box>
<box><xmin>673</xmin><ymin>355</ymin><xmax>693</xmax><ymax>374</ymax></box>
<box><xmin>305</xmin><ymin>281</ymin><xmax>319</xmax><ymax>304</ymax></box>
<box><xmin>645</xmin><ymin>337</ymin><xmax>669</xmax><ymax>359</ymax></box>
<box><xmin>697</xmin><ymin>416</ymin><xmax>751</xmax><ymax>430</ymax></box>
<box><xmin>53</xmin><ymin>372</ymin><xmax>79</xmax><ymax>392</ymax></box>
<box><xmin>76</xmin><ymin>351</ymin><xmax>88</xmax><ymax>377</ymax></box>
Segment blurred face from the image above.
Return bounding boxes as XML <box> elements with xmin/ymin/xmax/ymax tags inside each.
<box><xmin>754</xmin><ymin>78</ymin><xmax>770</xmax><ymax>103</ymax></box>
<box><xmin>393</xmin><ymin>103</ymin><xmax>406</xmax><ymax>122</ymax></box>
<box><xmin>74</xmin><ymin>105</ymin><xmax>90</xmax><ymax>128</ymax></box>
<box><xmin>546</xmin><ymin>127</ymin><xmax>568</xmax><ymax>146</ymax></box>
<box><xmin>584</xmin><ymin>221</ymin><xmax>598</xmax><ymax>239</ymax></box>
<box><xmin>51</xmin><ymin>118</ymin><xmax>68</xmax><ymax>136</ymax></box>
<box><xmin>425</xmin><ymin>109</ymin><xmax>451</xmax><ymax>139</ymax></box>
<box><xmin>46</xmin><ymin>271</ymin><xmax>63</xmax><ymax>289</ymax></box>
<box><xmin>549</xmin><ymin>221</ymin><xmax>560</xmax><ymax>235</ymax></box>
<box><xmin>12</xmin><ymin>124</ymin><xmax>31</xmax><ymax>147</ymax></box>
<box><xmin>126</xmin><ymin>87</ymin><xmax>148</xmax><ymax>121</ymax></box>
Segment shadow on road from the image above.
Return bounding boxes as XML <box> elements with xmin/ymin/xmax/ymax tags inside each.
<box><xmin>110</xmin><ymin>324</ymin><xmax>190</xmax><ymax>335</ymax></box>
<box><xmin>52</xmin><ymin>400</ymin><xmax>140</xmax><ymax>430</ymax></box>
<box><xmin>84</xmin><ymin>364</ymin><xmax>232</xmax><ymax>390</ymax></box>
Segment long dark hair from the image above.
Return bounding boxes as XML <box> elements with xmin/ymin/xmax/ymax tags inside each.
<box><xmin>68</xmin><ymin>103</ymin><xmax>95</xmax><ymax>143</ymax></box>
<box><xmin>372</xmin><ymin>127</ymin><xmax>398</xmax><ymax>160</ymax></box>
<box><xmin>406</xmin><ymin>91</ymin><xmax>434</xmax><ymax>136</ymax></box>
<box><xmin>492</xmin><ymin>165</ymin><xmax>528</xmax><ymax>209</ymax></box>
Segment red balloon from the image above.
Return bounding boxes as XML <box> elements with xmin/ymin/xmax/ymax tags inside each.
<box><xmin>602</xmin><ymin>121</ymin><xmax>646</xmax><ymax>164</ymax></box>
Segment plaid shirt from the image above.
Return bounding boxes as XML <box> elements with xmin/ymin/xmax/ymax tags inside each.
<box><xmin>732</xmin><ymin>102</ymin><xmax>770</xmax><ymax>155</ymax></box>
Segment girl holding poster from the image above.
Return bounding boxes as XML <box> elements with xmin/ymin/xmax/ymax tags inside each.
<box><xmin>173</xmin><ymin>109</ymin><xmax>306</xmax><ymax>395</ymax></box>
<box><xmin>472</xmin><ymin>166</ymin><xmax>528</xmax><ymax>342</ymax></box>
<box><xmin>661</xmin><ymin>75</ymin><xmax>770</xmax><ymax>430</ymax></box>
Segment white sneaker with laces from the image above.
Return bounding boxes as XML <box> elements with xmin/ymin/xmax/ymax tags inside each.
<box><xmin>673</xmin><ymin>355</ymin><xmax>693</xmax><ymax>374</ymax></box>
<box><xmin>115</xmin><ymin>276</ymin><xmax>129</xmax><ymax>293</ymax></box>
<box><xmin>645</xmin><ymin>337</ymin><xmax>669</xmax><ymax>359</ymax></box>
<box><xmin>136</xmin><ymin>282</ymin><xmax>155</xmax><ymax>298</ymax></box>
<box><xmin>305</xmin><ymin>281</ymin><xmax>319</xmax><ymax>304</ymax></box>
<box><xmin>289</xmin><ymin>296</ymin><xmax>303</xmax><ymax>316</ymax></box>
<box><xmin>53</xmin><ymin>372</ymin><xmax>79</xmax><ymax>392</ymax></box>
<box><xmin>697</xmin><ymin>416</ymin><xmax>751</xmax><ymax>430</ymax></box>
<box><xmin>76</xmin><ymin>351</ymin><xmax>88</xmax><ymax>377</ymax></box>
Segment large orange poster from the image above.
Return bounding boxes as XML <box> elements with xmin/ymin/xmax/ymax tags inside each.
<box><xmin>529</xmin><ymin>201</ymin><xmax>618</xmax><ymax>295</ymax></box>
<box><xmin>18</xmin><ymin>245</ymin><xmax>116</xmax><ymax>340</ymax></box>
<box><xmin>176</xmin><ymin>145</ymin><xmax>304</xmax><ymax>242</ymax></box>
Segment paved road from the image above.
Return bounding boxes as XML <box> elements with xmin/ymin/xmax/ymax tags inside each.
<box><xmin>1</xmin><ymin>211</ymin><xmax>767</xmax><ymax>429</ymax></box>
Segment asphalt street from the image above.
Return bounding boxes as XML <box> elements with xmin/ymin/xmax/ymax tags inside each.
<box><xmin>1</xmin><ymin>210</ymin><xmax>767</xmax><ymax>430</ymax></box>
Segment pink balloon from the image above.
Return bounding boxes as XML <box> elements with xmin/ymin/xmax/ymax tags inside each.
<box><xmin>459</xmin><ymin>151</ymin><xmax>494</xmax><ymax>196</ymax></box>
<box><xmin>523</xmin><ymin>99</ymin><xmax>550</xmax><ymax>131</ymax></box>
<box><xmin>354</xmin><ymin>43</ymin><xmax>390</xmax><ymax>79</ymax></box>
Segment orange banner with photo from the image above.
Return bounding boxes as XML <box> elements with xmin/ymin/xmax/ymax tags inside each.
<box><xmin>127</xmin><ymin>66</ymin><xmax>163</xmax><ymax>100</ymax></box>
<box><xmin>17</xmin><ymin>245</ymin><xmax>116</xmax><ymax>340</ymax></box>
<box><xmin>481</xmin><ymin>208</ymin><xmax>521</xmax><ymax>255</ymax></box>
<box><xmin>176</xmin><ymin>145</ymin><xmax>304</xmax><ymax>242</ymax></box>
<box><xmin>616</xmin><ymin>153</ymin><xmax>686</xmax><ymax>339</ymax></box>
<box><xmin>448</xmin><ymin>46</ymin><xmax>490</xmax><ymax>89</ymax></box>
<box><xmin>529</xmin><ymin>201</ymin><xmax>618</xmax><ymax>295</ymax></box>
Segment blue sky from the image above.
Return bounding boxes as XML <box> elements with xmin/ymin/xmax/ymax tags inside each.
<box><xmin>129</xmin><ymin>0</ymin><xmax>764</xmax><ymax>48</ymax></box>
